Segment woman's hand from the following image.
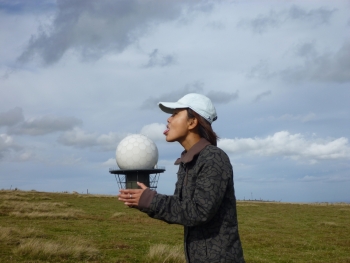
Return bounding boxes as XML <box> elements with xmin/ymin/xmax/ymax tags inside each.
<box><xmin>118</xmin><ymin>182</ymin><xmax>148</xmax><ymax>207</ymax></box>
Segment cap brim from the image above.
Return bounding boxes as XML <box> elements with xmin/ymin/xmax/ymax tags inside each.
<box><xmin>158</xmin><ymin>102</ymin><xmax>188</xmax><ymax>114</ymax></box>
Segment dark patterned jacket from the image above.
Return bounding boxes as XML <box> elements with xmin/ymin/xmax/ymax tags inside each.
<box><xmin>138</xmin><ymin>138</ymin><xmax>245</xmax><ymax>263</ymax></box>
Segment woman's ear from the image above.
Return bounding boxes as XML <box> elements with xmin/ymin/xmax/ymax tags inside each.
<box><xmin>188</xmin><ymin>117</ymin><xmax>198</xmax><ymax>130</ymax></box>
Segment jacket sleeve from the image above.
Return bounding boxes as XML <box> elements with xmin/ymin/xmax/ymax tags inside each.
<box><xmin>139</xmin><ymin>147</ymin><xmax>232</xmax><ymax>227</ymax></box>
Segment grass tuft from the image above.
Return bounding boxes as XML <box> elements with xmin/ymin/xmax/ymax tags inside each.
<box><xmin>318</xmin><ymin>221</ymin><xmax>339</xmax><ymax>227</ymax></box>
<box><xmin>0</xmin><ymin>226</ymin><xmax>47</xmax><ymax>245</ymax></box>
<box><xmin>1</xmin><ymin>200</ymin><xmax>84</xmax><ymax>219</ymax></box>
<box><xmin>111</xmin><ymin>212</ymin><xmax>126</xmax><ymax>218</ymax></box>
<box><xmin>9</xmin><ymin>209</ymin><xmax>84</xmax><ymax>219</ymax></box>
<box><xmin>146</xmin><ymin>244</ymin><xmax>185</xmax><ymax>263</ymax></box>
<box><xmin>0</xmin><ymin>194</ymin><xmax>27</xmax><ymax>201</ymax></box>
<box><xmin>13</xmin><ymin>237</ymin><xmax>99</xmax><ymax>260</ymax></box>
<box><xmin>0</xmin><ymin>226</ymin><xmax>17</xmax><ymax>241</ymax></box>
<box><xmin>1</xmin><ymin>200</ymin><xmax>69</xmax><ymax>211</ymax></box>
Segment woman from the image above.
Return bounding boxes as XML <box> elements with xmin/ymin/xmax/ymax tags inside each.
<box><xmin>118</xmin><ymin>93</ymin><xmax>245</xmax><ymax>263</ymax></box>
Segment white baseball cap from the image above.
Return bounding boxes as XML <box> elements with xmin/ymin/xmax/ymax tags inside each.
<box><xmin>158</xmin><ymin>93</ymin><xmax>217</xmax><ymax>124</ymax></box>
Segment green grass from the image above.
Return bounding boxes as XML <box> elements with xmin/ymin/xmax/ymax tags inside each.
<box><xmin>0</xmin><ymin>190</ymin><xmax>349</xmax><ymax>262</ymax></box>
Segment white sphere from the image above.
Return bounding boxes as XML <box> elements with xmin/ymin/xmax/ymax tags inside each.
<box><xmin>116</xmin><ymin>134</ymin><xmax>158</xmax><ymax>169</ymax></box>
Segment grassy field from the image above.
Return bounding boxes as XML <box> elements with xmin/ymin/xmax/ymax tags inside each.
<box><xmin>0</xmin><ymin>190</ymin><xmax>349</xmax><ymax>263</ymax></box>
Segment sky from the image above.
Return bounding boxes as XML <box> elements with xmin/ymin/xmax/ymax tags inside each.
<box><xmin>1</xmin><ymin>0</ymin><xmax>349</xmax><ymax>203</ymax></box>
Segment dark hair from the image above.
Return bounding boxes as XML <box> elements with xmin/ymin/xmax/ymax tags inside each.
<box><xmin>187</xmin><ymin>108</ymin><xmax>219</xmax><ymax>146</ymax></box>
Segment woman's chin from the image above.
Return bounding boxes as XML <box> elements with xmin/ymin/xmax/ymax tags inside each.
<box><xmin>165</xmin><ymin>135</ymin><xmax>175</xmax><ymax>142</ymax></box>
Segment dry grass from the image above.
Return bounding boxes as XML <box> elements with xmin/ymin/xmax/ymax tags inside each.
<box><xmin>0</xmin><ymin>226</ymin><xmax>22</xmax><ymax>241</ymax></box>
<box><xmin>9</xmin><ymin>209</ymin><xmax>84</xmax><ymax>219</ymax></box>
<box><xmin>0</xmin><ymin>226</ymin><xmax>46</xmax><ymax>242</ymax></box>
<box><xmin>0</xmin><ymin>190</ymin><xmax>52</xmax><ymax>201</ymax></box>
<box><xmin>111</xmin><ymin>212</ymin><xmax>126</xmax><ymax>218</ymax></box>
<box><xmin>0</xmin><ymin>226</ymin><xmax>98</xmax><ymax>261</ymax></box>
<box><xmin>318</xmin><ymin>221</ymin><xmax>339</xmax><ymax>227</ymax></box>
<box><xmin>1</xmin><ymin>200</ymin><xmax>69</xmax><ymax>212</ymax></box>
<box><xmin>237</xmin><ymin>203</ymin><xmax>259</xmax><ymax>207</ymax></box>
<box><xmin>146</xmin><ymin>244</ymin><xmax>185</xmax><ymax>263</ymax></box>
<box><xmin>77</xmin><ymin>194</ymin><xmax>117</xmax><ymax>198</ymax></box>
<box><xmin>0</xmin><ymin>195</ymin><xmax>27</xmax><ymax>201</ymax></box>
<box><xmin>14</xmin><ymin>237</ymin><xmax>99</xmax><ymax>260</ymax></box>
<box><xmin>0</xmin><ymin>200</ymin><xmax>84</xmax><ymax>219</ymax></box>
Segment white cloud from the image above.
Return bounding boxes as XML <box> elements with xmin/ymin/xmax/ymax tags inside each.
<box><xmin>57</xmin><ymin>127</ymin><xmax>125</xmax><ymax>151</ymax></box>
<box><xmin>140</xmin><ymin>123</ymin><xmax>166</xmax><ymax>142</ymax></box>
<box><xmin>140</xmin><ymin>82</ymin><xmax>204</xmax><ymax>110</ymax></box>
<box><xmin>7</xmin><ymin>115</ymin><xmax>82</xmax><ymax>136</ymax></box>
<box><xmin>281</xmin><ymin>41</ymin><xmax>350</xmax><ymax>83</ymax></box>
<box><xmin>17</xmin><ymin>0</ymin><xmax>216</xmax><ymax>65</ymax></box>
<box><xmin>57</xmin><ymin>128</ymin><xmax>98</xmax><ymax>149</ymax></box>
<box><xmin>14</xmin><ymin>151</ymin><xmax>36</xmax><ymax>162</ymax></box>
<box><xmin>238</xmin><ymin>5</ymin><xmax>336</xmax><ymax>34</ymax></box>
<box><xmin>0</xmin><ymin>133</ymin><xmax>23</xmax><ymax>160</ymax></box>
<box><xmin>0</xmin><ymin>107</ymin><xmax>82</xmax><ymax>136</ymax></box>
<box><xmin>207</xmin><ymin>90</ymin><xmax>239</xmax><ymax>104</ymax></box>
<box><xmin>219</xmin><ymin>131</ymin><xmax>350</xmax><ymax>163</ymax></box>
<box><xmin>141</xmin><ymin>85</ymin><xmax>239</xmax><ymax>110</ymax></box>
<box><xmin>0</xmin><ymin>134</ymin><xmax>16</xmax><ymax>151</ymax></box>
<box><xmin>102</xmin><ymin>158</ymin><xmax>116</xmax><ymax>168</ymax></box>
<box><xmin>248</xmin><ymin>41</ymin><xmax>350</xmax><ymax>84</ymax></box>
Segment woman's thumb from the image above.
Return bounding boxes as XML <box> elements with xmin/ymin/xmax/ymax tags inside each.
<box><xmin>137</xmin><ymin>182</ymin><xmax>148</xmax><ymax>189</ymax></box>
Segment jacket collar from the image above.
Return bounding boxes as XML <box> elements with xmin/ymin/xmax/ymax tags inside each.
<box><xmin>174</xmin><ymin>138</ymin><xmax>211</xmax><ymax>165</ymax></box>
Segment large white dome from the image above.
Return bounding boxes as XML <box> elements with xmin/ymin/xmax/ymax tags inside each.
<box><xmin>116</xmin><ymin>134</ymin><xmax>158</xmax><ymax>169</ymax></box>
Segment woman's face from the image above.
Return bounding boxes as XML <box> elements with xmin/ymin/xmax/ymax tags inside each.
<box><xmin>164</xmin><ymin>108</ymin><xmax>192</xmax><ymax>143</ymax></box>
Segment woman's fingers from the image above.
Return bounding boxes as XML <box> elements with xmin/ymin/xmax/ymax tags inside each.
<box><xmin>118</xmin><ymin>189</ymin><xmax>141</xmax><ymax>205</ymax></box>
<box><xmin>118</xmin><ymin>186</ymin><xmax>148</xmax><ymax>207</ymax></box>
<box><xmin>118</xmin><ymin>189</ymin><xmax>143</xmax><ymax>198</ymax></box>
<box><xmin>119</xmin><ymin>189</ymin><xmax>141</xmax><ymax>195</ymax></box>
<box><xmin>118</xmin><ymin>191</ymin><xmax>138</xmax><ymax>200</ymax></box>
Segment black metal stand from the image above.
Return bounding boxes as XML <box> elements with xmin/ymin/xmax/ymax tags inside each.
<box><xmin>109</xmin><ymin>167</ymin><xmax>165</xmax><ymax>190</ymax></box>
